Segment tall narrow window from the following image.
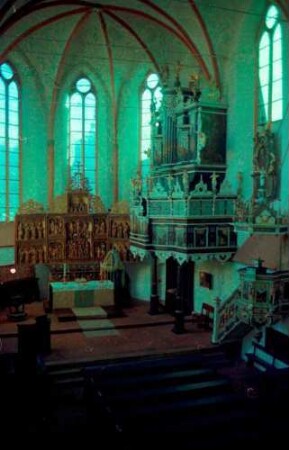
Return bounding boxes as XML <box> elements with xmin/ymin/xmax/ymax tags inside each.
<box><xmin>0</xmin><ymin>62</ymin><xmax>20</xmax><ymax>222</ymax></box>
<box><xmin>258</xmin><ymin>4</ymin><xmax>283</xmax><ymax>124</ymax></box>
<box><xmin>68</xmin><ymin>77</ymin><xmax>96</xmax><ymax>193</ymax></box>
<box><xmin>141</xmin><ymin>73</ymin><xmax>162</xmax><ymax>174</ymax></box>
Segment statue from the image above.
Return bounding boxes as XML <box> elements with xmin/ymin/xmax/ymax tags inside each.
<box><xmin>253</xmin><ymin>126</ymin><xmax>274</xmax><ymax>171</ymax></box>
<box><xmin>189</xmin><ymin>73</ymin><xmax>201</xmax><ymax>102</ymax></box>
<box><xmin>167</xmin><ymin>174</ymin><xmax>174</xmax><ymax>196</ymax></box>
<box><xmin>160</xmin><ymin>64</ymin><xmax>169</xmax><ymax>87</ymax></box>
<box><xmin>123</xmin><ymin>222</ymin><xmax>130</xmax><ymax>239</ymax></box>
<box><xmin>182</xmin><ymin>170</ymin><xmax>189</xmax><ymax>196</ymax></box>
<box><xmin>267</xmin><ymin>152</ymin><xmax>277</xmax><ymax>198</ymax></box>
<box><xmin>210</xmin><ymin>172</ymin><xmax>219</xmax><ymax>193</ymax></box>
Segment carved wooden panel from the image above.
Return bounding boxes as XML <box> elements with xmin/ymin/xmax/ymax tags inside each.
<box><xmin>15</xmin><ymin>210</ymin><xmax>131</xmax><ymax>269</ymax></box>
<box><xmin>16</xmin><ymin>214</ymin><xmax>46</xmax><ymax>266</ymax></box>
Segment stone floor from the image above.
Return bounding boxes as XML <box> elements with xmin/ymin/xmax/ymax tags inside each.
<box><xmin>0</xmin><ymin>300</ymin><xmax>213</xmax><ymax>364</ymax></box>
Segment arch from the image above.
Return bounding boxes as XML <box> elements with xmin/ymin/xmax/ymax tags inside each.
<box><xmin>67</xmin><ymin>75</ymin><xmax>97</xmax><ymax>194</ymax></box>
<box><xmin>0</xmin><ymin>61</ymin><xmax>20</xmax><ymax>221</ymax></box>
<box><xmin>257</xmin><ymin>4</ymin><xmax>284</xmax><ymax>125</ymax></box>
<box><xmin>140</xmin><ymin>71</ymin><xmax>162</xmax><ymax>177</ymax></box>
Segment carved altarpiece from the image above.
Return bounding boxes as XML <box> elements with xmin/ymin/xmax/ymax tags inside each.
<box><xmin>15</xmin><ymin>190</ymin><xmax>134</xmax><ymax>281</ymax></box>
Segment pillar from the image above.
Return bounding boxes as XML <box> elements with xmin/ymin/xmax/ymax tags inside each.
<box><xmin>172</xmin><ymin>262</ymin><xmax>186</xmax><ymax>334</ymax></box>
<box><xmin>148</xmin><ymin>253</ymin><xmax>160</xmax><ymax>315</ymax></box>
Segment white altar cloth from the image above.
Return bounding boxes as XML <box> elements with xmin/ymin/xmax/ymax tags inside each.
<box><xmin>50</xmin><ymin>280</ymin><xmax>114</xmax><ymax>309</ymax></box>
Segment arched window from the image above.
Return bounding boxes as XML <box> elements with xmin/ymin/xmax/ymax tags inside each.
<box><xmin>0</xmin><ymin>62</ymin><xmax>20</xmax><ymax>222</ymax></box>
<box><xmin>258</xmin><ymin>4</ymin><xmax>283</xmax><ymax>124</ymax></box>
<box><xmin>68</xmin><ymin>77</ymin><xmax>96</xmax><ymax>193</ymax></box>
<box><xmin>141</xmin><ymin>73</ymin><xmax>162</xmax><ymax>173</ymax></box>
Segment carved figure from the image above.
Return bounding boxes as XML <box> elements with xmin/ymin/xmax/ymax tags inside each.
<box><xmin>19</xmin><ymin>248</ymin><xmax>26</xmax><ymax>264</ymax></box>
<box><xmin>100</xmin><ymin>219</ymin><xmax>106</xmax><ymax>234</ymax></box>
<box><xmin>30</xmin><ymin>223</ymin><xmax>36</xmax><ymax>240</ymax></box>
<box><xmin>18</xmin><ymin>222</ymin><xmax>24</xmax><ymax>240</ymax></box>
<box><xmin>123</xmin><ymin>222</ymin><xmax>130</xmax><ymax>239</ymax></box>
<box><xmin>94</xmin><ymin>221</ymin><xmax>100</xmax><ymax>235</ymax></box>
<box><xmin>112</xmin><ymin>221</ymin><xmax>117</xmax><ymax>238</ymax></box>
<box><xmin>38</xmin><ymin>247</ymin><xmax>45</xmax><ymax>263</ymax></box>
<box><xmin>182</xmin><ymin>171</ymin><xmax>189</xmax><ymax>195</ymax></box>
<box><xmin>167</xmin><ymin>174</ymin><xmax>174</xmax><ymax>195</ymax></box>
<box><xmin>253</xmin><ymin>127</ymin><xmax>274</xmax><ymax>171</ymax></box>
<box><xmin>23</xmin><ymin>223</ymin><xmax>30</xmax><ymax>240</ymax></box>
<box><xmin>267</xmin><ymin>152</ymin><xmax>277</xmax><ymax>198</ymax></box>
<box><xmin>117</xmin><ymin>222</ymin><xmax>123</xmax><ymax>238</ymax></box>
<box><xmin>210</xmin><ymin>172</ymin><xmax>219</xmax><ymax>193</ymax></box>
<box><xmin>36</xmin><ymin>221</ymin><xmax>43</xmax><ymax>239</ymax></box>
<box><xmin>49</xmin><ymin>219</ymin><xmax>55</xmax><ymax>235</ymax></box>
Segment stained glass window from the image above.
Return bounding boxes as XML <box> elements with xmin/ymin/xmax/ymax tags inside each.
<box><xmin>68</xmin><ymin>77</ymin><xmax>96</xmax><ymax>193</ymax></box>
<box><xmin>258</xmin><ymin>5</ymin><xmax>283</xmax><ymax>124</ymax></box>
<box><xmin>0</xmin><ymin>62</ymin><xmax>19</xmax><ymax>222</ymax></box>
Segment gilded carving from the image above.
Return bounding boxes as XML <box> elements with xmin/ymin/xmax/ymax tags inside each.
<box><xmin>18</xmin><ymin>199</ymin><xmax>45</xmax><ymax>214</ymax></box>
<box><xmin>90</xmin><ymin>195</ymin><xmax>106</xmax><ymax>213</ymax></box>
<box><xmin>66</xmin><ymin>218</ymin><xmax>92</xmax><ymax>260</ymax></box>
<box><xmin>111</xmin><ymin>200</ymin><xmax>130</xmax><ymax>214</ymax></box>
<box><xmin>110</xmin><ymin>217</ymin><xmax>130</xmax><ymax>240</ymax></box>
<box><xmin>253</xmin><ymin>126</ymin><xmax>278</xmax><ymax>201</ymax></box>
<box><xmin>93</xmin><ymin>216</ymin><xmax>107</xmax><ymax>237</ymax></box>
<box><xmin>51</xmin><ymin>194</ymin><xmax>68</xmax><ymax>213</ymax></box>
<box><xmin>15</xmin><ymin>191</ymin><xmax>131</xmax><ymax>277</ymax></box>
<box><xmin>94</xmin><ymin>241</ymin><xmax>107</xmax><ymax>262</ymax></box>
<box><xmin>68</xmin><ymin>191</ymin><xmax>90</xmax><ymax>214</ymax></box>
<box><xmin>48</xmin><ymin>217</ymin><xmax>64</xmax><ymax>236</ymax></box>
<box><xmin>17</xmin><ymin>218</ymin><xmax>45</xmax><ymax>241</ymax></box>
<box><xmin>19</xmin><ymin>244</ymin><xmax>46</xmax><ymax>265</ymax></box>
<box><xmin>48</xmin><ymin>242</ymin><xmax>64</xmax><ymax>262</ymax></box>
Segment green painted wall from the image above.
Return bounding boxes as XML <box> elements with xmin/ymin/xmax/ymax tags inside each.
<box><xmin>193</xmin><ymin>260</ymin><xmax>243</xmax><ymax>313</ymax></box>
<box><xmin>125</xmin><ymin>259</ymin><xmax>152</xmax><ymax>301</ymax></box>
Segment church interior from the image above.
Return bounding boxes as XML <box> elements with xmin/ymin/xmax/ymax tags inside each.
<box><xmin>0</xmin><ymin>0</ymin><xmax>289</xmax><ymax>439</ymax></box>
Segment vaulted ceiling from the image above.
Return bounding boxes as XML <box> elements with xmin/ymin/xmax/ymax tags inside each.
<box><xmin>0</xmin><ymin>1</ymin><xmax>288</xmax><ymax>90</ymax></box>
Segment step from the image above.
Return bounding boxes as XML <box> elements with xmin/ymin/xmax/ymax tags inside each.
<box><xmin>134</xmin><ymin>406</ymin><xmax>259</xmax><ymax>433</ymax></box>
<box><xmin>52</xmin><ymin>376</ymin><xmax>84</xmax><ymax>387</ymax></box>
<box><xmin>84</xmin><ymin>351</ymin><xmax>229</xmax><ymax>380</ymax></box>
<box><xmin>87</xmin><ymin>367</ymin><xmax>217</xmax><ymax>390</ymax></box>
<box><xmin>101</xmin><ymin>379</ymin><xmax>231</xmax><ymax>405</ymax></box>
<box><xmin>48</xmin><ymin>367</ymin><xmax>83</xmax><ymax>380</ymax></box>
<box><xmin>110</xmin><ymin>391</ymin><xmax>244</xmax><ymax>421</ymax></box>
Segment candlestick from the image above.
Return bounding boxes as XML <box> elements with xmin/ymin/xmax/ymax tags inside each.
<box><xmin>63</xmin><ymin>263</ymin><xmax>67</xmax><ymax>281</ymax></box>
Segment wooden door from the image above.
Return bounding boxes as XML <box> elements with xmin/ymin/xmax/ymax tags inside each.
<box><xmin>165</xmin><ymin>258</ymin><xmax>194</xmax><ymax>315</ymax></box>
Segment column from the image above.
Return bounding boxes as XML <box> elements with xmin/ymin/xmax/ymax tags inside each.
<box><xmin>148</xmin><ymin>252</ymin><xmax>160</xmax><ymax>315</ymax></box>
<box><xmin>172</xmin><ymin>262</ymin><xmax>186</xmax><ymax>334</ymax></box>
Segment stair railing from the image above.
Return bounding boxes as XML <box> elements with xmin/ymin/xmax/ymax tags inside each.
<box><xmin>212</xmin><ymin>288</ymin><xmax>242</xmax><ymax>344</ymax></box>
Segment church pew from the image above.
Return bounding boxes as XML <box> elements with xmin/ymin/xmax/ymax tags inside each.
<box><xmin>96</xmin><ymin>378</ymin><xmax>232</xmax><ymax>407</ymax></box>
<box><xmin>84</xmin><ymin>348</ymin><xmax>231</xmax><ymax>383</ymax></box>
<box><xmin>86</xmin><ymin>373</ymin><xmax>237</xmax><ymax>433</ymax></box>
<box><xmin>84</xmin><ymin>347</ymin><xmax>238</xmax><ymax>432</ymax></box>
<box><xmin>87</xmin><ymin>367</ymin><xmax>218</xmax><ymax>392</ymax></box>
<box><xmin>110</xmin><ymin>391</ymin><xmax>248</xmax><ymax>433</ymax></box>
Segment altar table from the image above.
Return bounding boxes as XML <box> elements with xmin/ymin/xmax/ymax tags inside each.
<box><xmin>50</xmin><ymin>280</ymin><xmax>114</xmax><ymax>309</ymax></box>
